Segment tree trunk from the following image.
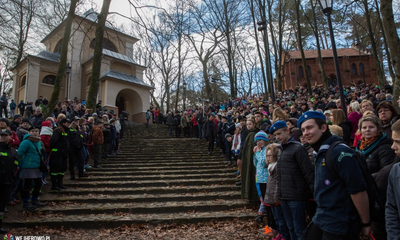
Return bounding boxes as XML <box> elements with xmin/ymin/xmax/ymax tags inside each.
<box><xmin>86</xmin><ymin>0</ymin><xmax>112</xmax><ymax>110</ymax></box>
<box><xmin>295</xmin><ymin>0</ymin><xmax>312</xmax><ymax>93</ymax></box>
<box><xmin>223</xmin><ymin>0</ymin><xmax>235</xmax><ymax>98</ymax></box>
<box><xmin>373</xmin><ymin>0</ymin><xmax>395</xmax><ymax>82</ymax></box>
<box><xmin>251</xmin><ymin>0</ymin><xmax>268</xmax><ymax>99</ymax></box>
<box><xmin>44</xmin><ymin>0</ymin><xmax>78</xmax><ymax>118</ymax></box>
<box><xmin>363</xmin><ymin>0</ymin><xmax>385</xmax><ymax>90</ymax></box>
<box><xmin>310</xmin><ymin>1</ymin><xmax>328</xmax><ymax>90</ymax></box>
<box><xmin>380</xmin><ymin>0</ymin><xmax>400</xmax><ymax>109</ymax></box>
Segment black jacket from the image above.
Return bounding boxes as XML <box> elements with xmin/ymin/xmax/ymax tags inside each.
<box><xmin>49</xmin><ymin>125</ymin><xmax>70</xmax><ymax>156</ymax></box>
<box><xmin>10</xmin><ymin>121</ymin><xmax>19</xmax><ymax>132</ymax></box>
<box><xmin>205</xmin><ymin>120</ymin><xmax>216</xmax><ymax>138</ymax></box>
<box><xmin>0</xmin><ymin>142</ymin><xmax>18</xmax><ymax>185</ymax></box>
<box><xmin>30</xmin><ymin>114</ymin><xmax>43</xmax><ymax>129</ymax></box>
<box><xmin>196</xmin><ymin>114</ymin><xmax>205</xmax><ymax>125</ymax></box>
<box><xmin>339</xmin><ymin>121</ymin><xmax>352</xmax><ymax>145</ymax></box>
<box><xmin>103</xmin><ymin>128</ymin><xmax>111</xmax><ymax>144</ymax></box>
<box><xmin>356</xmin><ymin>134</ymin><xmax>397</xmax><ymax>203</ymax></box>
<box><xmin>277</xmin><ymin>138</ymin><xmax>315</xmax><ymax>201</ymax></box>
<box><xmin>69</xmin><ymin>128</ymin><xmax>84</xmax><ymax>149</ymax></box>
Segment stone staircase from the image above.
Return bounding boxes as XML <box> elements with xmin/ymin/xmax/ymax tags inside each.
<box><xmin>4</xmin><ymin>132</ymin><xmax>254</xmax><ymax>229</ymax></box>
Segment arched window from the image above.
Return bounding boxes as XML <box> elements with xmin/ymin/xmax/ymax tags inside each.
<box><xmin>89</xmin><ymin>38</ymin><xmax>118</xmax><ymax>53</ymax></box>
<box><xmin>42</xmin><ymin>75</ymin><xmax>56</xmax><ymax>85</ymax></box>
<box><xmin>307</xmin><ymin>65</ymin><xmax>311</xmax><ymax>77</ymax></box>
<box><xmin>53</xmin><ymin>39</ymin><xmax>63</xmax><ymax>53</ymax></box>
<box><xmin>20</xmin><ymin>76</ymin><xmax>26</xmax><ymax>87</ymax></box>
<box><xmin>359</xmin><ymin>63</ymin><xmax>364</xmax><ymax>75</ymax></box>
<box><xmin>351</xmin><ymin>63</ymin><xmax>357</xmax><ymax>75</ymax></box>
<box><xmin>298</xmin><ymin>66</ymin><xmax>304</xmax><ymax>78</ymax></box>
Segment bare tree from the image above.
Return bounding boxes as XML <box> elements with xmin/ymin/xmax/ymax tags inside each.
<box><xmin>380</xmin><ymin>0</ymin><xmax>400</xmax><ymax>108</ymax></box>
<box><xmin>86</xmin><ymin>0</ymin><xmax>112</xmax><ymax>110</ymax></box>
<box><xmin>45</xmin><ymin>0</ymin><xmax>79</xmax><ymax>118</ymax></box>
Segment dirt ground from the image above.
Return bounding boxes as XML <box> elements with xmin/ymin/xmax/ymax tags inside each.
<box><xmin>6</xmin><ymin>219</ymin><xmax>272</xmax><ymax>240</ymax></box>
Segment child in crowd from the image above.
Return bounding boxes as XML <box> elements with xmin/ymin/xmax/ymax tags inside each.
<box><xmin>39</xmin><ymin>121</ymin><xmax>53</xmax><ymax>185</ymax></box>
<box><xmin>225</xmin><ymin>133</ymin><xmax>234</xmax><ymax>166</ymax></box>
<box><xmin>252</xmin><ymin>131</ymin><xmax>270</xmax><ymax>224</ymax></box>
<box><xmin>264</xmin><ymin>143</ymin><xmax>289</xmax><ymax>240</ymax></box>
<box><xmin>231</xmin><ymin>123</ymin><xmax>241</xmax><ymax>168</ymax></box>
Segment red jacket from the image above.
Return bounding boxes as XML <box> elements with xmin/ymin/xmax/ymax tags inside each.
<box><xmin>40</xmin><ymin>135</ymin><xmax>51</xmax><ymax>153</ymax></box>
<box><xmin>191</xmin><ymin>117</ymin><xmax>198</xmax><ymax>126</ymax></box>
<box><xmin>9</xmin><ymin>131</ymin><xmax>20</xmax><ymax>149</ymax></box>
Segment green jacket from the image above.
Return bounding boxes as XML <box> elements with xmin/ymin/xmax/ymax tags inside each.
<box><xmin>17</xmin><ymin>134</ymin><xmax>42</xmax><ymax>169</ymax></box>
<box><xmin>241</xmin><ymin>127</ymin><xmax>260</xmax><ymax>202</ymax></box>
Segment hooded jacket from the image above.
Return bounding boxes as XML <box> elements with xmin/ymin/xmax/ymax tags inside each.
<box><xmin>17</xmin><ymin>134</ymin><xmax>42</xmax><ymax>169</ymax></box>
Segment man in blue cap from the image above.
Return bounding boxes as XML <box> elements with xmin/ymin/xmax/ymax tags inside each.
<box><xmin>270</xmin><ymin>120</ymin><xmax>314</xmax><ymax>240</ymax></box>
<box><xmin>298</xmin><ymin>111</ymin><xmax>370</xmax><ymax>239</ymax></box>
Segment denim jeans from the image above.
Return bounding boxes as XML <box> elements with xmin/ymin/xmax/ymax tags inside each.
<box><xmin>146</xmin><ymin>118</ymin><xmax>149</xmax><ymax>127</ymax></box>
<box><xmin>271</xmin><ymin>204</ymin><xmax>290</xmax><ymax>240</ymax></box>
<box><xmin>10</xmin><ymin>109</ymin><xmax>15</xmax><ymax>118</ymax></box>
<box><xmin>198</xmin><ymin>124</ymin><xmax>203</xmax><ymax>139</ymax></box>
<box><xmin>280</xmin><ymin>200</ymin><xmax>307</xmax><ymax>240</ymax></box>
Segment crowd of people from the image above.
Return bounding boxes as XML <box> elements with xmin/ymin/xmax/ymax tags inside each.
<box><xmin>0</xmin><ymin>97</ymin><xmax>129</xmax><ymax>234</ymax></box>
<box><xmin>147</xmin><ymin>82</ymin><xmax>400</xmax><ymax>240</ymax></box>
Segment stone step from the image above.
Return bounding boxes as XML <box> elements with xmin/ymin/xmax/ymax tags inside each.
<box><xmin>40</xmin><ymin>191</ymin><xmax>241</xmax><ymax>204</ymax></box>
<box><xmin>88</xmin><ymin>168</ymin><xmax>234</xmax><ymax>176</ymax></box>
<box><xmin>4</xmin><ymin>210</ymin><xmax>255</xmax><ymax>229</ymax></box>
<box><xmin>28</xmin><ymin>199</ymin><xmax>251</xmax><ymax>215</ymax></box>
<box><xmin>85</xmin><ymin>165</ymin><xmax>231</xmax><ymax>172</ymax></box>
<box><xmin>75</xmin><ymin>172</ymin><xmax>233</xmax><ymax>181</ymax></box>
<box><xmin>97</xmin><ymin>162</ymin><xmax>227</xmax><ymax>168</ymax></box>
<box><xmin>62</xmin><ymin>178</ymin><xmax>236</xmax><ymax>188</ymax></box>
<box><xmin>47</xmin><ymin>185</ymin><xmax>240</xmax><ymax>196</ymax></box>
<box><xmin>107</xmin><ymin>155</ymin><xmax>225</xmax><ymax>163</ymax></box>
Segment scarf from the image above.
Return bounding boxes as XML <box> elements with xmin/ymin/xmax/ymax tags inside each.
<box><xmin>268</xmin><ymin>162</ymin><xmax>277</xmax><ymax>173</ymax></box>
<box><xmin>311</xmin><ymin>130</ymin><xmax>332</xmax><ymax>152</ymax></box>
<box><xmin>359</xmin><ymin>133</ymin><xmax>381</xmax><ymax>151</ymax></box>
<box><xmin>233</xmin><ymin>133</ymin><xmax>239</xmax><ymax>149</ymax></box>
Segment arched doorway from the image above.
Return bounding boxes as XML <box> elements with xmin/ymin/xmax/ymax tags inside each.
<box><xmin>116</xmin><ymin>95</ymin><xmax>125</xmax><ymax>115</ymax></box>
<box><xmin>328</xmin><ymin>74</ymin><xmax>337</xmax><ymax>87</ymax></box>
<box><xmin>115</xmin><ymin>88</ymin><xmax>144</xmax><ymax>122</ymax></box>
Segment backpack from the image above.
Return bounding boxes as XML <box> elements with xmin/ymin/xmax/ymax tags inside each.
<box><xmin>326</xmin><ymin>141</ymin><xmax>385</xmax><ymax>222</ymax></box>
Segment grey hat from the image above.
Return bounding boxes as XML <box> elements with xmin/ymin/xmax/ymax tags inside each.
<box><xmin>225</xmin><ymin>133</ymin><xmax>232</xmax><ymax>139</ymax></box>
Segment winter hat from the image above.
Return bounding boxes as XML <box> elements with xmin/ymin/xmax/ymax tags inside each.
<box><xmin>254</xmin><ymin>131</ymin><xmax>269</xmax><ymax>143</ymax></box>
<box><xmin>225</xmin><ymin>133</ymin><xmax>232</xmax><ymax>139</ymax></box>
<box><xmin>13</xmin><ymin>114</ymin><xmax>22</xmax><ymax>120</ymax></box>
<box><xmin>21</xmin><ymin>118</ymin><xmax>30</xmax><ymax>124</ymax></box>
<box><xmin>0</xmin><ymin>118</ymin><xmax>10</xmax><ymax>127</ymax></box>
<box><xmin>41</xmin><ymin>121</ymin><xmax>51</xmax><ymax>127</ymax></box>
<box><xmin>235</xmin><ymin>123</ymin><xmax>241</xmax><ymax>128</ymax></box>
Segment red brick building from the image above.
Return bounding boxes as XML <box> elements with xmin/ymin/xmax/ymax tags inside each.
<box><xmin>280</xmin><ymin>45</ymin><xmax>379</xmax><ymax>90</ymax></box>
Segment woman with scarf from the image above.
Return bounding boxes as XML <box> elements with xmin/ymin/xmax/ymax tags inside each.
<box><xmin>355</xmin><ymin>115</ymin><xmax>396</xmax><ymax>240</ymax></box>
<box><xmin>241</xmin><ymin>117</ymin><xmax>259</xmax><ymax>202</ymax></box>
